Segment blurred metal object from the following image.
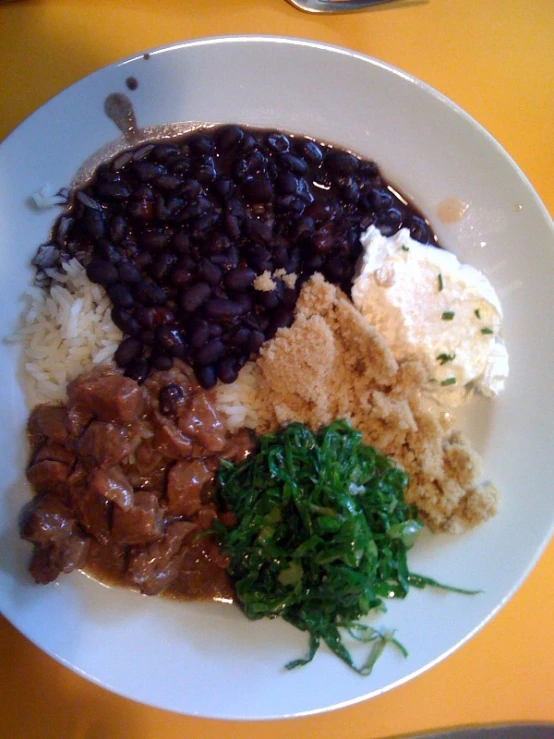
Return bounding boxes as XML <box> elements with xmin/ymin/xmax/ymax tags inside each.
<box><xmin>285</xmin><ymin>0</ymin><xmax>397</xmax><ymax>13</ymax></box>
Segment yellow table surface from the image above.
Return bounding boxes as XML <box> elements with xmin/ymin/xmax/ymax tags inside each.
<box><xmin>1</xmin><ymin>1</ymin><xmax>553</xmax><ymax>737</ymax></box>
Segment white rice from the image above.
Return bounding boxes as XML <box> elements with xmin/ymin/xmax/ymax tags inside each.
<box><xmin>215</xmin><ymin>361</ymin><xmax>265</xmax><ymax>432</ymax></box>
<box><xmin>16</xmin><ymin>258</ymin><xmax>122</xmax><ymax>403</ymax></box>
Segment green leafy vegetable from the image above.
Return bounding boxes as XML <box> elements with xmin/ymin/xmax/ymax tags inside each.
<box><xmin>214</xmin><ymin>421</ymin><xmax>475</xmax><ymax>675</ymax></box>
<box><xmin>438</xmin><ymin>273</ymin><xmax>444</xmax><ymax>291</ymax></box>
<box><xmin>440</xmin><ymin>377</ymin><xmax>457</xmax><ymax>386</ymax></box>
<box><xmin>442</xmin><ymin>311</ymin><xmax>455</xmax><ymax>320</ymax></box>
<box><xmin>436</xmin><ymin>352</ymin><xmax>456</xmax><ymax>365</ymax></box>
<box><xmin>480</xmin><ymin>327</ymin><xmax>493</xmax><ymax>335</ymax></box>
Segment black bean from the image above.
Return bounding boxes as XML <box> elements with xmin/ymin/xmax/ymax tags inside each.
<box><xmin>243</xmin><ymin>176</ymin><xmax>274</xmax><ymax>204</ymax></box>
<box><xmin>114</xmin><ymin>337</ymin><xmax>142</xmax><ymax>367</ymax></box>
<box><xmin>233</xmin><ymin>150</ymin><xmax>266</xmax><ymax>181</ymax></box>
<box><xmin>223</xmin><ymin>212</ymin><xmax>241</xmax><ymax>239</ymax></box>
<box><xmin>140</xmin><ymin>229</ymin><xmax>169</xmax><ymax>251</ymax></box>
<box><xmin>170</xmin><ymin>232</ymin><xmax>190</xmax><ymax>254</ymax></box>
<box><xmin>248</xmin><ymin>244</ymin><xmax>273</xmax><ymax>271</ymax></box>
<box><xmin>83</xmin><ymin>209</ymin><xmax>106</xmax><ymax>240</ymax></box>
<box><xmin>232</xmin><ymin>292</ymin><xmax>253</xmax><ymax>314</ymax></box>
<box><xmin>158</xmin><ymin>383</ymin><xmax>185</xmax><ymax>415</ymax></box>
<box><xmin>196</xmin><ymin>364</ymin><xmax>217</xmax><ymax>389</ymax></box>
<box><xmin>96</xmin><ymin>181</ymin><xmax>131</xmax><ymax>200</ymax></box>
<box><xmin>151</xmin><ymin>252</ymin><xmax>176</xmax><ymax>281</ymax></box>
<box><xmin>217</xmin><ymin>125</ymin><xmax>244</xmax><ymax>151</ymax></box>
<box><xmin>230</xmin><ymin>327</ymin><xmax>251</xmax><ymax>347</ymax></box>
<box><xmin>212</xmin><ymin>176</ymin><xmax>235</xmax><ymax>200</ymax></box>
<box><xmin>111</xmin><ymin>307</ymin><xmax>140</xmax><ymax>335</ymax></box>
<box><xmin>151</xmin><ymin>353</ymin><xmax>174</xmax><ymax>371</ymax></box>
<box><xmin>272</xmin><ymin>306</ymin><xmax>294</xmax><ymax>330</ymax></box>
<box><xmin>135</xmin><ymin>306</ymin><xmax>156</xmax><ymax>328</ymax></box>
<box><xmin>312</xmin><ymin>228</ymin><xmax>335</xmax><ymax>253</ymax></box>
<box><xmin>216</xmin><ymin>356</ymin><xmax>239</xmax><ymax>384</ymax></box>
<box><xmin>134</xmin><ymin>251</ymin><xmax>153</xmax><ymax>269</ymax></box>
<box><xmin>408</xmin><ymin>215</ymin><xmax>432</xmax><ymax>244</ymax></box>
<box><xmin>133</xmin><ymin>162</ymin><xmax>167</xmax><ymax>181</ymax></box>
<box><xmin>140</xmin><ymin>329</ymin><xmax>155</xmax><ymax>346</ymax></box>
<box><xmin>156</xmin><ymin>326</ymin><xmax>186</xmax><ymax>357</ymax></box>
<box><xmin>108</xmin><ymin>282</ymin><xmax>134</xmax><ymax>308</ymax></box>
<box><xmin>247</xmin><ymin>330</ymin><xmax>265</xmax><ymax>354</ymax></box>
<box><xmin>259</xmin><ymin>288</ymin><xmax>281</xmax><ymax>309</ymax></box>
<box><xmin>245</xmin><ymin>218</ymin><xmax>273</xmax><ymax>244</ymax></box>
<box><xmin>199</xmin><ymin>258</ymin><xmax>222</xmax><ymax>286</ymax></box>
<box><xmin>118</xmin><ymin>261</ymin><xmax>142</xmax><ymax>283</ymax></box>
<box><xmin>190</xmin><ymin>135</ymin><xmax>214</xmax><ymax>155</ymax></box>
<box><xmin>125</xmin><ymin>359</ymin><xmax>150</xmax><ymax>384</ymax></box>
<box><xmin>56</xmin><ymin>217</ymin><xmax>74</xmax><ymax>246</ymax></box>
<box><xmin>204</xmin><ymin>298</ymin><xmax>243</xmax><ymax>319</ymax></box>
<box><xmin>189</xmin><ymin>320</ymin><xmax>210</xmax><ymax>349</ymax></box>
<box><xmin>266</xmin><ymin>132</ymin><xmax>290</xmax><ymax>153</ymax></box>
<box><xmin>86</xmin><ymin>259</ymin><xmax>119</xmax><ymax>286</ymax></box>
<box><xmin>196</xmin><ymin>338</ymin><xmax>226</xmax><ymax>365</ymax></box>
<box><xmin>134</xmin><ymin>281</ymin><xmax>167</xmax><ymax>306</ymax></box>
<box><xmin>128</xmin><ymin>197</ymin><xmax>154</xmax><ymax>221</ymax></box>
<box><xmin>169</xmin><ymin>265</ymin><xmax>193</xmax><ymax>287</ymax></box>
<box><xmin>152</xmin><ymin>144</ymin><xmax>181</xmax><ymax>162</ymax></box>
<box><xmin>224</xmin><ymin>266</ymin><xmax>256</xmax><ymax>291</ymax></box>
<box><xmin>296</xmin><ymin>139</ymin><xmax>323</xmax><ymax>164</ymax></box>
<box><xmin>109</xmin><ymin>215</ymin><xmax>127</xmax><ymax>244</ymax></box>
<box><xmin>324</xmin><ymin>151</ymin><xmax>359</xmax><ymax>176</ymax></box>
<box><xmin>276</xmin><ymin>171</ymin><xmax>297</xmax><ymax>195</ymax></box>
<box><xmin>180</xmin><ymin>282</ymin><xmax>211</xmax><ymax>312</ymax></box>
<box><xmin>370</xmin><ymin>188</ymin><xmax>393</xmax><ymax>211</ymax></box>
<box><xmin>180</xmin><ymin>179</ymin><xmax>202</xmax><ymax>200</ymax></box>
<box><xmin>279</xmin><ymin>153</ymin><xmax>308</xmax><ymax>174</ymax></box>
<box><xmin>32</xmin><ymin>244</ymin><xmax>60</xmax><ymax>269</ymax></box>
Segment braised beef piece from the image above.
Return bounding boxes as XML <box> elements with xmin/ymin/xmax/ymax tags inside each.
<box><xmin>88</xmin><ymin>466</ymin><xmax>134</xmax><ymax>510</ymax></box>
<box><xmin>26</xmin><ymin>460</ymin><xmax>72</xmax><ymax>494</ymax></box>
<box><xmin>127</xmin><ymin>521</ymin><xmax>197</xmax><ymax>595</ymax></box>
<box><xmin>34</xmin><ymin>441</ymin><xmax>76</xmax><ymax>467</ymax></box>
<box><xmin>21</xmin><ymin>364</ymin><xmax>251</xmax><ymax>602</ymax></box>
<box><xmin>112</xmin><ymin>492</ymin><xmax>164</xmax><ymax>545</ymax></box>
<box><xmin>167</xmin><ymin>459</ymin><xmax>215</xmax><ymax>517</ymax></box>
<box><xmin>67</xmin><ymin>367</ymin><xmax>144</xmax><ymax>424</ymax></box>
<box><xmin>29</xmin><ymin>534</ymin><xmax>90</xmax><ymax>584</ymax></box>
<box><xmin>21</xmin><ymin>495</ymin><xmax>76</xmax><ymax>544</ymax></box>
<box><xmin>28</xmin><ymin>404</ymin><xmax>68</xmax><ymax>445</ymax></box>
<box><xmin>77</xmin><ymin>421</ymin><xmax>135</xmax><ymax>468</ymax></box>
<box><xmin>179</xmin><ymin>393</ymin><xmax>226</xmax><ymax>453</ymax></box>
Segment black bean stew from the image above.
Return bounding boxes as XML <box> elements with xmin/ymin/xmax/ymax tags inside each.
<box><xmin>36</xmin><ymin>125</ymin><xmax>436</xmax><ymax>388</ymax></box>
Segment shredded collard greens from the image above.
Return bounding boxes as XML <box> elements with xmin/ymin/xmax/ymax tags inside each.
<box><xmin>214</xmin><ymin>421</ymin><xmax>477</xmax><ymax>675</ymax></box>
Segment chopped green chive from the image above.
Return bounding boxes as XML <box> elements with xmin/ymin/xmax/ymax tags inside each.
<box><xmin>442</xmin><ymin>311</ymin><xmax>455</xmax><ymax>320</ymax></box>
<box><xmin>480</xmin><ymin>327</ymin><xmax>493</xmax><ymax>335</ymax></box>
<box><xmin>437</xmin><ymin>352</ymin><xmax>456</xmax><ymax>365</ymax></box>
<box><xmin>474</xmin><ymin>309</ymin><xmax>481</xmax><ymax>319</ymax></box>
<box><xmin>438</xmin><ymin>274</ymin><xmax>444</xmax><ymax>292</ymax></box>
<box><xmin>440</xmin><ymin>377</ymin><xmax>457</xmax><ymax>386</ymax></box>
<box><xmin>401</xmin><ymin>245</ymin><xmax>410</xmax><ymax>252</ymax></box>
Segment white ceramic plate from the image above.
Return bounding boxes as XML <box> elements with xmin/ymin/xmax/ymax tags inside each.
<box><xmin>0</xmin><ymin>36</ymin><xmax>553</xmax><ymax>720</ymax></box>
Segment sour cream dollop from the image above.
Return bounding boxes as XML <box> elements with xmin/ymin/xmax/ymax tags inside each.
<box><xmin>352</xmin><ymin>226</ymin><xmax>509</xmax><ymax>406</ymax></box>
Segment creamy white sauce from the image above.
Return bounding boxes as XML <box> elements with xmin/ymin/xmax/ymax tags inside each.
<box><xmin>352</xmin><ymin>226</ymin><xmax>509</xmax><ymax>407</ymax></box>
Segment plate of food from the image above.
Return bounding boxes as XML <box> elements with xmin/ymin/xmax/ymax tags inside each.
<box><xmin>0</xmin><ymin>36</ymin><xmax>553</xmax><ymax>719</ymax></box>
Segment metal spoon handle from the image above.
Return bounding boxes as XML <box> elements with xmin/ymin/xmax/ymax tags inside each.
<box><xmin>286</xmin><ymin>0</ymin><xmax>396</xmax><ymax>13</ymax></box>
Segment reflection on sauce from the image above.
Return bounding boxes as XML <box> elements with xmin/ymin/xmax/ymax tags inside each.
<box><xmin>126</xmin><ymin>76</ymin><xmax>138</xmax><ymax>91</ymax></box>
<box><xmin>104</xmin><ymin>93</ymin><xmax>138</xmax><ymax>140</ymax></box>
<box><xmin>437</xmin><ymin>197</ymin><xmax>469</xmax><ymax>224</ymax></box>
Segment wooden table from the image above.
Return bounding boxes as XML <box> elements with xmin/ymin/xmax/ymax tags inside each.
<box><xmin>1</xmin><ymin>1</ymin><xmax>553</xmax><ymax>737</ymax></box>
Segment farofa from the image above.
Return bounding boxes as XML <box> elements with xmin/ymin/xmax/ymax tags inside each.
<box><xmin>218</xmin><ymin>273</ymin><xmax>498</xmax><ymax>533</ymax></box>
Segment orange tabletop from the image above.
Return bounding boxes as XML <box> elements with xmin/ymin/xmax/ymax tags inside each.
<box><xmin>1</xmin><ymin>1</ymin><xmax>553</xmax><ymax>737</ymax></box>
